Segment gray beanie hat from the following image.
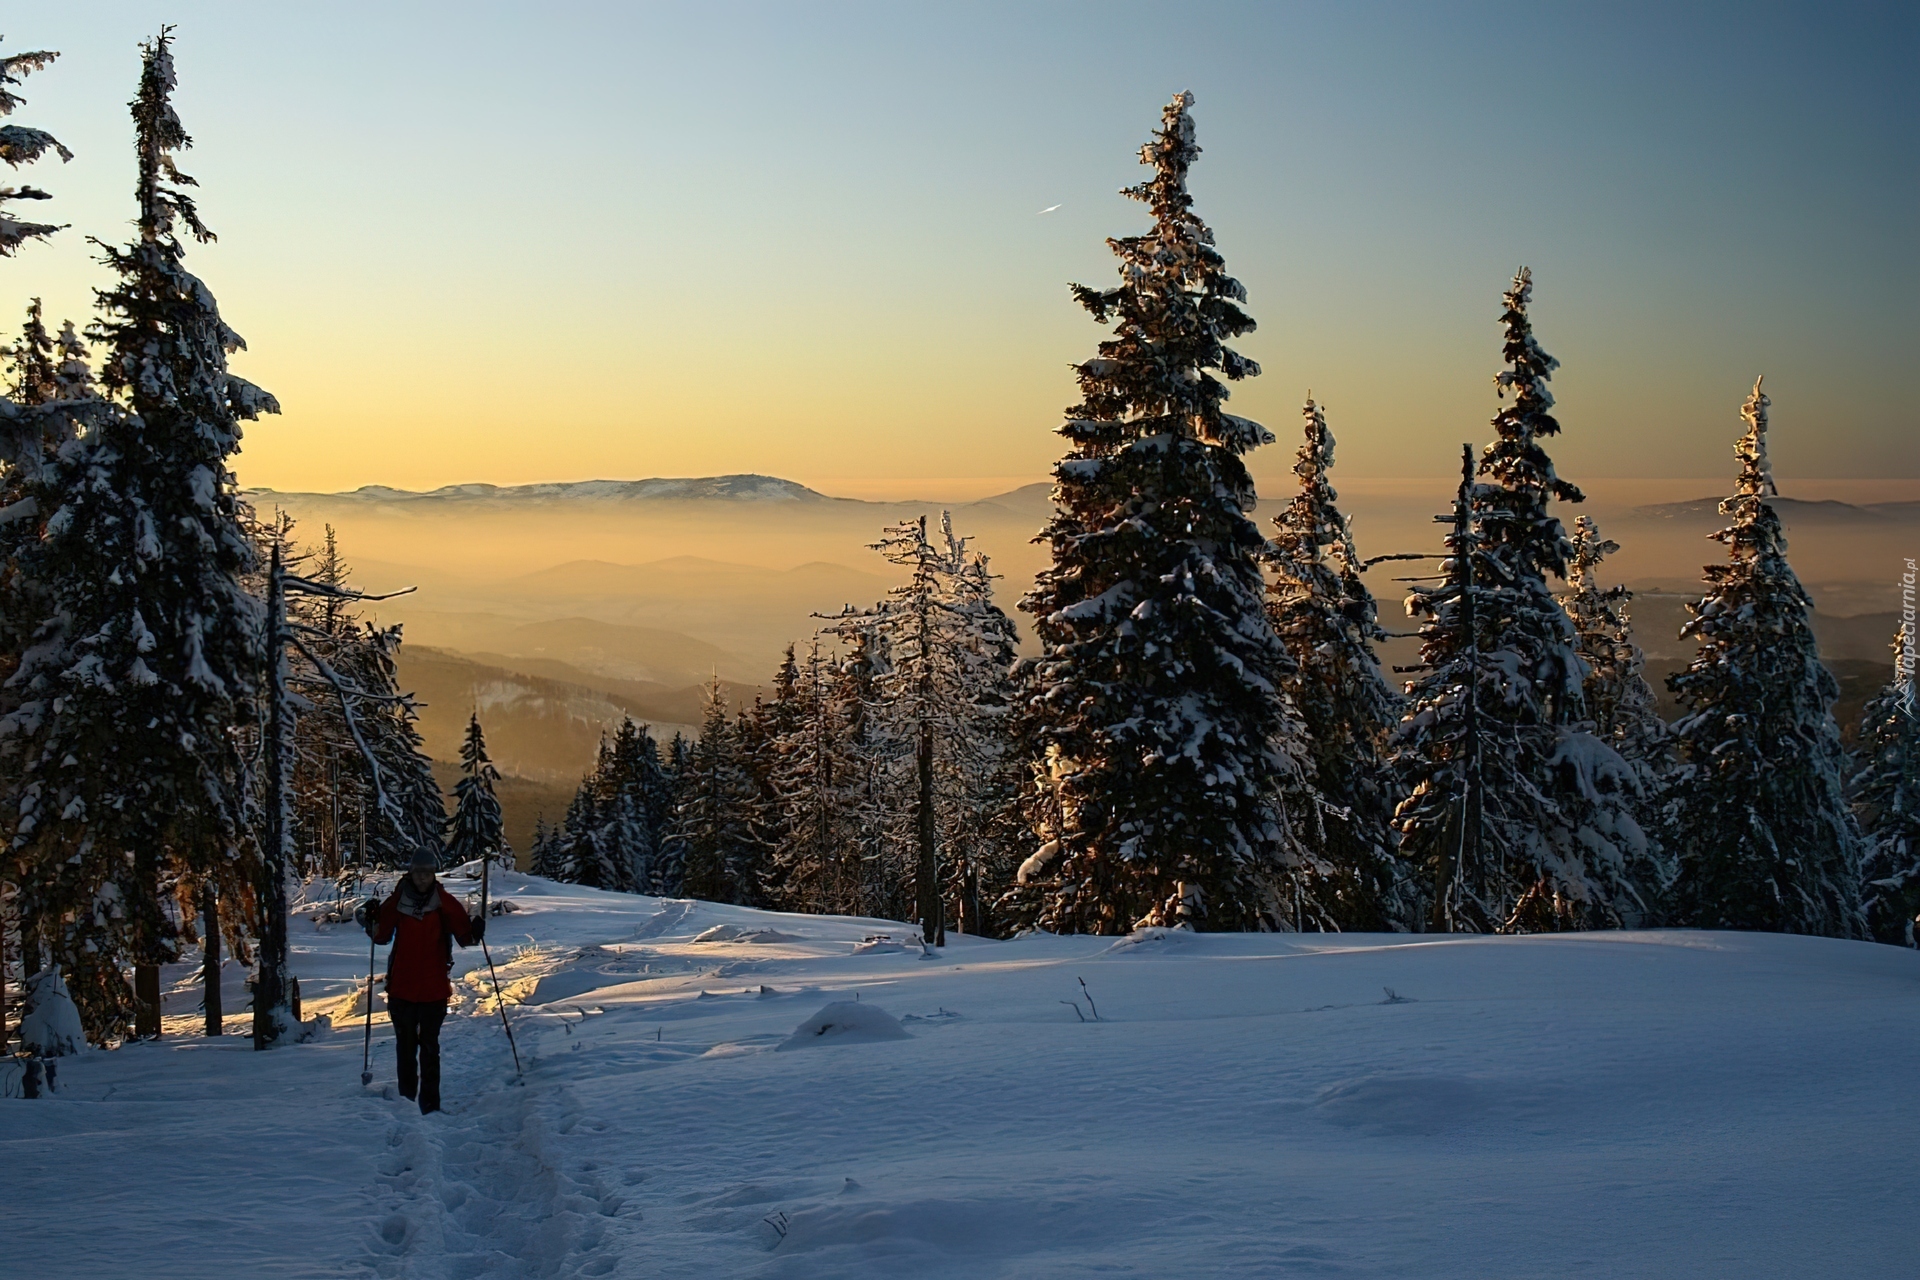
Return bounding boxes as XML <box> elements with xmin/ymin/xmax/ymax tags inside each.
<box><xmin>407</xmin><ymin>847</ymin><xmax>438</xmax><ymax>872</ymax></box>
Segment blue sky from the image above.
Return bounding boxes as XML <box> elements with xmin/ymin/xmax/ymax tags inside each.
<box><xmin>4</xmin><ymin>2</ymin><xmax>1912</xmax><ymax>491</ymax></box>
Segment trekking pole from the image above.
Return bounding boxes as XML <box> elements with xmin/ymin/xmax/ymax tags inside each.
<box><xmin>479</xmin><ymin>935</ymin><xmax>522</xmax><ymax>1081</ymax></box>
<box><xmin>474</xmin><ymin>844</ymin><xmax>522</xmax><ymax>1078</ymax></box>
<box><xmin>360</xmin><ymin>927</ymin><xmax>377</xmax><ymax>1087</ymax></box>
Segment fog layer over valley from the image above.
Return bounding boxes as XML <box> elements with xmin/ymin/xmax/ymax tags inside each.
<box><xmin>249</xmin><ymin>472</ymin><xmax>1918</xmax><ymax>855</ymax></box>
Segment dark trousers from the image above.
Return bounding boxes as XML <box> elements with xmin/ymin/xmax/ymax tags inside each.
<box><xmin>388</xmin><ymin>996</ymin><xmax>449</xmax><ymax>1113</ymax></box>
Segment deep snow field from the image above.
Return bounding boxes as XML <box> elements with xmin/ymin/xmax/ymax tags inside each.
<box><xmin>5</xmin><ymin>872</ymin><xmax>1918</xmax><ymax>1279</ymax></box>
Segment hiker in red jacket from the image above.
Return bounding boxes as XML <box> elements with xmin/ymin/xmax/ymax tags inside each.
<box><xmin>355</xmin><ymin>849</ymin><xmax>483</xmax><ymax>1114</ymax></box>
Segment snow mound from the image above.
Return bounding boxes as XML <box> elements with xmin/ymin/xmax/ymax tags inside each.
<box><xmin>631</xmin><ymin>901</ymin><xmax>694</xmax><ymax>939</ymax></box>
<box><xmin>524</xmin><ymin>967</ymin><xmax>638</xmax><ymax>1005</ymax></box>
<box><xmin>1102</xmin><ymin>926</ymin><xmax>1190</xmax><ymax>954</ymax></box>
<box><xmin>1315</xmin><ymin>1074</ymin><xmax>1493</xmax><ymax>1136</ymax></box>
<box><xmin>851</xmin><ymin>934</ymin><xmax>912</xmax><ymax>955</ymax></box>
<box><xmin>777</xmin><ymin>1001</ymin><xmax>911</xmax><ymax>1050</ymax></box>
<box><xmin>692</xmin><ymin>924</ymin><xmax>803</xmax><ymax>944</ymax></box>
<box><xmin>19</xmin><ymin>967</ymin><xmax>86</xmax><ymax>1056</ymax></box>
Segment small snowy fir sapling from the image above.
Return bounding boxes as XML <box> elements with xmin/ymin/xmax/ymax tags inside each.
<box><xmin>1015</xmin><ymin>91</ymin><xmax>1313</xmax><ymax>935</ymax></box>
<box><xmin>1852</xmin><ymin>622</ymin><xmax>1919</xmax><ymax>944</ymax></box>
<box><xmin>445</xmin><ymin>713</ymin><xmax>510</xmax><ymax>872</ymax></box>
<box><xmin>1663</xmin><ymin>379</ymin><xmax>1863</xmax><ymax>937</ymax></box>
<box><xmin>17</xmin><ymin>965</ymin><xmax>86</xmax><ymax>1056</ymax></box>
<box><xmin>527</xmin><ymin>815</ymin><xmax>560</xmax><ymax>880</ymax></box>
<box><xmin>1264</xmin><ymin>398</ymin><xmax>1409</xmax><ymax>930</ymax></box>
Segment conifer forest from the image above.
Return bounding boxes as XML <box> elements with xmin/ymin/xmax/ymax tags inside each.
<box><xmin>2</xmin><ymin>16</ymin><xmax>1917</xmax><ymax>1278</ymax></box>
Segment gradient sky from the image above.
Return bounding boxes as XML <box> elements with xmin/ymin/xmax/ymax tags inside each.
<box><xmin>4</xmin><ymin>2</ymin><xmax>1913</xmax><ymax>495</ymax></box>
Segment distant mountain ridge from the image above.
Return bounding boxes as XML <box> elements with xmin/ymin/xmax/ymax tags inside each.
<box><xmin>1633</xmin><ymin>496</ymin><xmax>1920</xmax><ymax>524</ymax></box>
<box><xmin>248</xmin><ymin>474</ymin><xmax>833</xmax><ymax>505</ymax></box>
<box><xmin>247</xmin><ymin>473</ymin><xmax>1062</xmax><ymax>513</ymax></box>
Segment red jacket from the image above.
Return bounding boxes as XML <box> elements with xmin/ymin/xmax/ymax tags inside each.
<box><xmin>374</xmin><ymin>882</ymin><xmax>475</xmax><ymax>1003</ymax></box>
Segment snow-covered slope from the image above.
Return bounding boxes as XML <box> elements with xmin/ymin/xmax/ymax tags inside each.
<box><xmin>8</xmin><ymin>876</ymin><xmax>1917</xmax><ymax>1278</ymax></box>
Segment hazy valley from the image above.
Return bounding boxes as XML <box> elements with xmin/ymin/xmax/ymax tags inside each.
<box><xmin>244</xmin><ymin>472</ymin><xmax>1919</xmax><ymax>856</ymax></box>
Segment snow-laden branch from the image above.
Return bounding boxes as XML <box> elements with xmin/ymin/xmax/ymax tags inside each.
<box><xmin>281</xmin><ymin>574</ymin><xmax>415</xmax><ymax>603</ymax></box>
<box><xmin>282</xmin><ymin>625</ymin><xmax>410</xmax><ymax>844</ymax></box>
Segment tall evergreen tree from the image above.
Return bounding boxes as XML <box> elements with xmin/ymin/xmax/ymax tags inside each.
<box><xmin>445</xmin><ymin>714</ymin><xmax>509</xmax><ymax>871</ymax></box>
<box><xmin>1663</xmin><ymin>379</ymin><xmax>1863</xmax><ymax>936</ymax></box>
<box><xmin>1</xmin><ymin>32</ymin><xmax>278</xmax><ymax>1038</ymax></box>
<box><xmin>1</xmin><ymin>306</ymin><xmax>106</xmax><ymax>997</ymax></box>
<box><xmin>1014</xmin><ymin>91</ymin><xmax>1309</xmax><ymax>935</ymax></box>
<box><xmin>1391</xmin><ymin>272</ymin><xmax>1646</xmax><ymax>933</ymax></box>
<box><xmin>1855</xmin><ymin>622</ymin><xmax>1920</xmax><ymax>944</ymax></box>
<box><xmin>1264</xmin><ymin>398</ymin><xmax>1407</xmax><ymax>930</ymax></box>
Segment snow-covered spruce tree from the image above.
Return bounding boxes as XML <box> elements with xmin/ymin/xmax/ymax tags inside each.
<box><xmin>593</xmin><ymin>717</ymin><xmax>670</xmax><ymax>892</ymax></box>
<box><xmin>832</xmin><ymin>621</ymin><xmax>895</xmax><ymax>917</ymax></box>
<box><xmin>252</xmin><ymin>514</ymin><xmax>442</xmax><ymax>874</ymax></box>
<box><xmin>1662</xmin><ymin>380</ymin><xmax>1862</xmax><ymax>936</ymax></box>
<box><xmin>674</xmin><ymin>680</ymin><xmax>764</xmax><ymax>904</ymax></box>
<box><xmin>938</xmin><ymin>542</ymin><xmax>1025</xmax><ymax>936</ymax></box>
<box><xmin>527</xmin><ymin>815</ymin><xmax>558</xmax><ymax>879</ymax></box>
<box><xmin>346</xmin><ymin>625</ymin><xmax>445</xmax><ymax>867</ymax></box>
<box><xmin>635</xmin><ymin>723</ymin><xmax>676</xmax><ymax>893</ymax></box>
<box><xmin>743</xmin><ymin>648</ymin><xmax>804</xmax><ymax>892</ymax></box>
<box><xmin>1014</xmin><ymin>92</ymin><xmax>1310</xmax><ymax>935</ymax></box>
<box><xmin>1391</xmin><ymin>272</ymin><xmax>1646</xmax><ymax>933</ymax></box>
<box><xmin>445</xmin><ymin>714</ymin><xmax>510</xmax><ymax>872</ymax></box>
<box><xmin>552</xmin><ymin>786</ymin><xmax>610</xmax><ymax>886</ymax></box>
<box><xmin>1855</xmin><ymin>622</ymin><xmax>1920</xmax><ymax>944</ymax></box>
<box><xmin>0</xmin><ymin>41</ymin><xmax>69</xmax><ymax>257</ymax></box>
<box><xmin>277</xmin><ymin>519</ymin><xmax>364</xmax><ymax>876</ymax></box>
<box><xmin>650</xmin><ymin>732</ymin><xmax>693</xmax><ymax>895</ymax></box>
<box><xmin>1564</xmin><ymin>515</ymin><xmax>1666</xmax><ymax>776</ymax></box>
<box><xmin>818</xmin><ymin>514</ymin><xmax>1022</xmax><ymax>941</ymax></box>
<box><xmin>1</xmin><ymin>309</ymin><xmax>107</xmax><ymax>992</ymax></box>
<box><xmin>1</xmin><ymin>33</ymin><xmax>278</xmax><ymax>1039</ymax></box>
<box><xmin>766</xmin><ymin>640</ymin><xmax>862</xmax><ymax>915</ymax></box>
<box><xmin>1264</xmin><ymin>398</ymin><xmax>1408</xmax><ymax>930</ymax></box>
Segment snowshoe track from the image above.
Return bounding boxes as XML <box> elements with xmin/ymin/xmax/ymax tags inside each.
<box><xmin>361</xmin><ymin>1082</ymin><xmax>625</xmax><ymax>1278</ymax></box>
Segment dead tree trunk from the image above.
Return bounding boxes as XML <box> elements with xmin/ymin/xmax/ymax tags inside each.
<box><xmin>253</xmin><ymin>544</ymin><xmax>295</xmax><ymax>1048</ymax></box>
<box><xmin>916</xmin><ymin>717</ymin><xmax>942</xmax><ymax>946</ymax></box>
